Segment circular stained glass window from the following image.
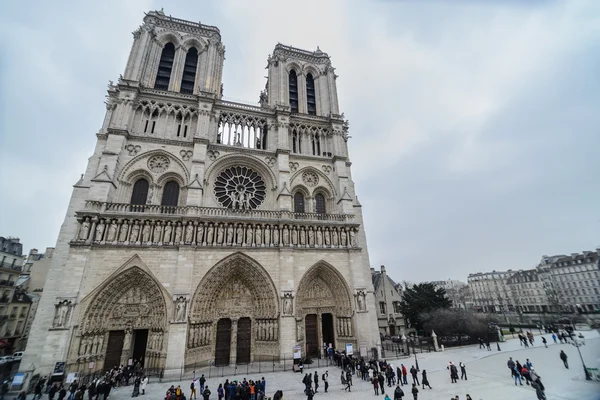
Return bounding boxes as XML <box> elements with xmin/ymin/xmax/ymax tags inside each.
<box><xmin>214</xmin><ymin>166</ymin><xmax>266</xmax><ymax>210</ymax></box>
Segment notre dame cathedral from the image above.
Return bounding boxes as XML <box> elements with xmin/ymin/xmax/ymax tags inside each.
<box><xmin>21</xmin><ymin>10</ymin><xmax>379</xmax><ymax>377</ymax></box>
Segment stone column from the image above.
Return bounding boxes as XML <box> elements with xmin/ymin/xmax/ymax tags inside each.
<box><xmin>120</xmin><ymin>329</ymin><xmax>133</xmax><ymax>366</ymax></box>
<box><xmin>230</xmin><ymin>319</ymin><xmax>238</xmax><ymax>365</ymax></box>
<box><xmin>432</xmin><ymin>330</ymin><xmax>439</xmax><ymax>352</ymax></box>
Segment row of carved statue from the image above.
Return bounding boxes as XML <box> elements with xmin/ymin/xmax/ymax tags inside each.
<box><xmin>337</xmin><ymin>317</ymin><xmax>353</xmax><ymax>337</ymax></box>
<box><xmin>75</xmin><ymin>216</ymin><xmax>360</xmax><ymax>248</ymax></box>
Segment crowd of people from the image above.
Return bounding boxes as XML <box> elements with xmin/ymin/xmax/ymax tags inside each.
<box><xmin>506</xmin><ymin>356</ymin><xmax>546</xmax><ymax>399</ymax></box>
<box><xmin>163</xmin><ymin>375</ymin><xmax>273</xmax><ymax>400</ymax></box>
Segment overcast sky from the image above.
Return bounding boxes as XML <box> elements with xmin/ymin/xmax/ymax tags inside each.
<box><xmin>1</xmin><ymin>0</ymin><xmax>598</xmax><ymax>282</ymax></box>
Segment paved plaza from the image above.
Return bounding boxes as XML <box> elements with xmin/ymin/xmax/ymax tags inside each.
<box><xmin>104</xmin><ymin>330</ymin><xmax>600</xmax><ymax>400</ymax></box>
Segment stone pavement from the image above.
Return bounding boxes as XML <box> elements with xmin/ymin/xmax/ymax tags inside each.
<box><xmin>103</xmin><ymin>330</ymin><xmax>600</xmax><ymax>400</ymax></box>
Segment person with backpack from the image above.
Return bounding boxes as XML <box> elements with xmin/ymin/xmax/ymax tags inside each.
<box><xmin>322</xmin><ymin>371</ymin><xmax>329</xmax><ymax>393</ymax></box>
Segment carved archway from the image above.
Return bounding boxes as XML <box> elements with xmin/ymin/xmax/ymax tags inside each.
<box><xmin>75</xmin><ymin>259</ymin><xmax>170</xmax><ymax>373</ymax></box>
<box><xmin>295</xmin><ymin>261</ymin><xmax>354</xmax><ymax>356</ymax></box>
<box><xmin>186</xmin><ymin>252</ymin><xmax>279</xmax><ymax>367</ymax></box>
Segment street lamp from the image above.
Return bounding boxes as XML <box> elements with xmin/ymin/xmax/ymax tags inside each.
<box><xmin>572</xmin><ymin>340</ymin><xmax>592</xmax><ymax>380</ymax></box>
<box><xmin>412</xmin><ymin>338</ymin><xmax>420</xmax><ymax>371</ymax></box>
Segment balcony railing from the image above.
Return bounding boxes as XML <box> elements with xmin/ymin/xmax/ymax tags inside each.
<box><xmin>0</xmin><ymin>262</ymin><xmax>22</xmax><ymax>272</ymax></box>
<box><xmin>83</xmin><ymin>201</ymin><xmax>354</xmax><ymax>223</ymax></box>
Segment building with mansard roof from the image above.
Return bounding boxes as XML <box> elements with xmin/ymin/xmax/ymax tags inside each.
<box><xmin>371</xmin><ymin>266</ymin><xmax>405</xmax><ymax>337</ymax></box>
<box><xmin>20</xmin><ymin>10</ymin><xmax>379</xmax><ymax>378</ymax></box>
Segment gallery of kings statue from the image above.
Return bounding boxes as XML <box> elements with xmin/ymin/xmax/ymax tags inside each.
<box><xmin>20</xmin><ymin>10</ymin><xmax>380</xmax><ymax>379</ymax></box>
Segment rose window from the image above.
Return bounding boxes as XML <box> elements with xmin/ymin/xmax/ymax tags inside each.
<box><xmin>214</xmin><ymin>166</ymin><xmax>266</xmax><ymax>210</ymax></box>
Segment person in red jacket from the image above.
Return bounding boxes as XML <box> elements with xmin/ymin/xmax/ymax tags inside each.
<box><xmin>401</xmin><ymin>365</ymin><xmax>408</xmax><ymax>385</ymax></box>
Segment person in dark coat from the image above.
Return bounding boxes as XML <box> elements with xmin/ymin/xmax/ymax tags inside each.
<box><xmin>49</xmin><ymin>384</ymin><xmax>58</xmax><ymax>400</ymax></box>
<box><xmin>378</xmin><ymin>373</ymin><xmax>386</xmax><ymax>395</ymax></box>
<box><xmin>313</xmin><ymin>371</ymin><xmax>319</xmax><ymax>393</ymax></box>
<box><xmin>394</xmin><ymin>385</ymin><xmax>404</xmax><ymax>399</ymax></box>
<box><xmin>459</xmin><ymin>362</ymin><xmax>467</xmax><ymax>380</ymax></box>
<box><xmin>411</xmin><ymin>384</ymin><xmax>418</xmax><ymax>400</ymax></box>
<box><xmin>559</xmin><ymin>350</ymin><xmax>568</xmax><ymax>368</ymax></box>
<box><xmin>87</xmin><ymin>382</ymin><xmax>96</xmax><ymax>400</ymax></box>
<box><xmin>372</xmin><ymin>375</ymin><xmax>379</xmax><ymax>395</ymax></box>
<box><xmin>409</xmin><ymin>367</ymin><xmax>419</xmax><ymax>385</ymax></box>
<box><xmin>58</xmin><ymin>386</ymin><xmax>67</xmax><ymax>400</ymax></box>
<box><xmin>531</xmin><ymin>381</ymin><xmax>546</xmax><ymax>400</ymax></box>
<box><xmin>102</xmin><ymin>381</ymin><xmax>111</xmax><ymax>400</ymax></box>
<box><xmin>421</xmin><ymin>370</ymin><xmax>432</xmax><ymax>389</ymax></box>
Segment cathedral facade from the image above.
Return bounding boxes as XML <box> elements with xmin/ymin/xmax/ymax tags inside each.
<box><xmin>21</xmin><ymin>10</ymin><xmax>379</xmax><ymax>376</ymax></box>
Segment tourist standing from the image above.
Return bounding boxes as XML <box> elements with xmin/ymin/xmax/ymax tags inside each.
<box><xmin>410</xmin><ymin>366</ymin><xmax>419</xmax><ymax>385</ymax></box>
<box><xmin>394</xmin><ymin>385</ymin><xmax>404</xmax><ymax>399</ymax></box>
<box><xmin>323</xmin><ymin>371</ymin><xmax>329</xmax><ymax>393</ymax></box>
<box><xmin>372</xmin><ymin>374</ymin><xmax>380</xmax><ymax>395</ymax></box>
<box><xmin>314</xmin><ymin>371</ymin><xmax>319</xmax><ymax>393</ymax></box>
<box><xmin>203</xmin><ymin>385</ymin><xmax>211</xmax><ymax>400</ymax></box>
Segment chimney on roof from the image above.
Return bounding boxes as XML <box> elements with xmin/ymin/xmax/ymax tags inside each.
<box><xmin>370</xmin><ymin>267</ymin><xmax>375</xmax><ymax>275</ymax></box>
<box><xmin>381</xmin><ymin>265</ymin><xmax>386</xmax><ymax>274</ymax></box>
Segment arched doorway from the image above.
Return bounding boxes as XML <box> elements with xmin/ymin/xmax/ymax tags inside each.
<box><xmin>296</xmin><ymin>262</ymin><xmax>354</xmax><ymax>358</ymax></box>
<box><xmin>76</xmin><ymin>264</ymin><xmax>169</xmax><ymax>373</ymax></box>
<box><xmin>186</xmin><ymin>253</ymin><xmax>279</xmax><ymax>367</ymax></box>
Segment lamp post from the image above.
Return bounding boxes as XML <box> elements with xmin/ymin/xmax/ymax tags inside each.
<box><xmin>572</xmin><ymin>340</ymin><xmax>592</xmax><ymax>380</ymax></box>
<box><xmin>413</xmin><ymin>338</ymin><xmax>420</xmax><ymax>371</ymax></box>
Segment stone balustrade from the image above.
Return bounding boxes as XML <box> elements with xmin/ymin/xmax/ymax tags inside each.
<box><xmin>83</xmin><ymin>201</ymin><xmax>354</xmax><ymax>222</ymax></box>
<box><xmin>72</xmin><ymin>212</ymin><xmax>360</xmax><ymax>249</ymax></box>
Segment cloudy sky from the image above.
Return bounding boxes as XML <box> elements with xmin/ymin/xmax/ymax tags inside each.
<box><xmin>1</xmin><ymin>0</ymin><xmax>598</xmax><ymax>282</ymax></box>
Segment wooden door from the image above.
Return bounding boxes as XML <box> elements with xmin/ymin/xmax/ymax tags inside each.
<box><xmin>236</xmin><ymin>317</ymin><xmax>251</xmax><ymax>364</ymax></box>
<box><xmin>105</xmin><ymin>331</ymin><xmax>125</xmax><ymax>370</ymax></box>
<box><xmin>215</xmin><ymin>319</ymin><xmax>232</xmax><ymax>366</ymax></box>
<box><xmin>305</xmin><ymin>314</ymin><xmax>319</xmax><ymax>358</ymax></box>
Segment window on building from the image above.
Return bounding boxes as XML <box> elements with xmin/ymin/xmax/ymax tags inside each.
<box><xmin>155</xmin><ymin>43</ymin><xmax>175</xmax><ymax>90</ymax></box>
<box><xmin>15</xmin><ymin>321</ymin><xmax>22</xmax><ymax>334</ymax></box>
<box><xmin>315</xmin><ymin>193</ymin><xmax>326</xmax><ymax>214</ymax></box>
<box><xmin>379</xmin><ymin>302</ymin><xmax>386</xmax><ymax>314</ymax></box>
<box><xmin>180</xmin><ymin>47</ymin><xmax>198</xmax><ymax>94</ymax></box>
<box><xmin>130</xmin><ymin>178</ymin><xmax>149</xmax><ymax>209</ymax></box>
<box><xmin>289</xmin><ymin>70</ymin><xmax>299</xmax><ymax>113</ymax></box>
<box><xmin>293</xmin><ymin>192</ymin><xmax>305</xmax><ymax>213</ymax></box>
<box><xmin>161</xmin><ymin>181</ymin><xmax>180</xmax><ymax>210</ymax></box>
<box><xmin>306</xmin><ymin>73</ymin><xmax>316</xmax><ymax>115</ymax></box>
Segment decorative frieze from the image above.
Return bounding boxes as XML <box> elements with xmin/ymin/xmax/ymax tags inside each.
<box><xmin>73</xmin><ymin>216</ymin><xmax>360</xmax><ymax>249</ymax></box>
<box><xmin>337</xmin><ymin>317</ymin><xmax>352</xmax><ymax>337</ymax></box>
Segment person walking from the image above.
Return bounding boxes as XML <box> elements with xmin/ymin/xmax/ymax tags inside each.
<box><xmin>200</xmin><ymin>375</ymin><xmax>206</xmax><ymax>394</ymax></box>
<box><xmin>323</xmin><ymin>371</ymin><xmax>329</xmax><ymax>393</ymax></box>
<box><xmin>512</xmin><ymin>365</ymin><xmax>523</xmax><ymax>386</ymax></box>
<box><xmin>372</xmin><ymin>375</ymin><xmax>380</xmax><ymax>395</ymax></box>
<box><xmin>559</xmin><ymin>350</ymin><xmax>568</xmax><ymax>368</ymax></box>
<box><xmin>485</xmin><ymin>338</ymin><xmax>491</xmax><ymax>351</ymax></box>
<box><xmin>411</xmin><ymin>384</ymin><xmax>419</xmax><ymax>400</ymax></box>
<box><xmin>378</xmin><ymin>373</ymin><xmax>386</xmax><ymax>395</ymax></box>
<box><xmin>541</xmin><ymin>337</ymin><xmax>547</xmax><ymax>348</ymax></box>
<box><xmin>401</xmin><ymin>365</ymin><xmax>408</xmax><ymax>385</ymax></box>
<box><xmin>551</xmin><ymin>333</ymin><xmax>557</xmax><ymax>344</ymax></box>
<box><xmin>410</xmin><ymin>366</ymin><xmax>419</xmax><ymax>385</ymax></box>
<box><xmin>525</xmin><ymin>359</ymin><xmax>533</xmax><ymax>370</ymax></box>
<box><xmin>313</xmin><ymin>371</ymin><xmax>319</xmax><ymax>393</ymax></box>
<box><xmin>58</xmin><ymin>386</ymin><xmax>67</xmax><ymax>400</ymax></box>
<box><xmin>421</xmin><ymin>370</ymin><xmax>432</xmax><ymax>389</ymax></box>
<box><xmin>394</xmin><ymin>385</ymin><xmax>404</xmax><ymax>399</ymax></box>
<box><xmin>217</xmin><ymin>384</ymin><xmax>224</xmax><ymax>400</ymax></box>
<box><xmin>459</xmin><ymin>362</ymin><xmax>467</xmax><ymax>380</ymax></box>
<box><xmin>531</xmin><ymin>381</ymin><xmax>546</xmax><ymax>400</ymax></box>
<box><xmin>507</xmin><ymin>357</ymin><xmax>516</xmax><ymax>376</ymax></box>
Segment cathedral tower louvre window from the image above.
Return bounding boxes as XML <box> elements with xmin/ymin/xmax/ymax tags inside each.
<box><xmin>155</xmin><ymin>43</ymin><xmax>175</xmax><ymax>90</ymax></box>
<box><xmin>294</xmin><ymin>192</ymin><xmax>305</xmax><ymax>213</ymax></box>
<box><xmin>180</xmin><ymin>47</ymin><xmax>198</xmax><ymax>94</ymax></box>
<box><xmin>306</xmin><ymin>73</ymin><xmax>316</xmax><ymax>115</ymax></box>
<box><xmin>161</xmin><ymin>181</ymin><xmax>180</xmax><ymax>212</ymax></box>
<box><xmin>289</xmin><ymin>70</ymin><xmax>299</xmax><ymax>113</ymax></box>
<box><xmin>130</xmin><ymin>178</ymin><xmax>149</xmax><ymax>212</ymax></box>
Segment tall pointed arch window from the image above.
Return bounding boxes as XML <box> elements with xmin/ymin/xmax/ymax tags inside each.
<box><xmin>306</xmin><ymin>73</ymin><xmax>316</xmax><ymax>115</ymax></box>
<box><xmin>289</xmin><ymin>70</ymin><xmax>299</xmax><ymax>113</ymax></box>
<box><xmin>130</xmin><ymin>178</ymin><xmax>149</xmax><ymax>212</ymax></box>
<box><xmin>180</xmin><ymin>47</ymin><xmax>198</xmax><ymax>94</ymax></box>
<box><xmin>294</xmin><ymin>192</ymin><xmax>305</xmax><ymax>213</ymax></box>
<box><xmin>315</xmin><ymin>193</ymin><xmax>326</xmax><ymax>214</ymax></box>
<box><xmin>161</xmin><ymin>180</ymin><xmax>180</xmax><ymax>213</ymax></box>
<box><xmin>155</xmin><ymin>43</ymin><xmax>175</xmax><ymax>90</ymax></box>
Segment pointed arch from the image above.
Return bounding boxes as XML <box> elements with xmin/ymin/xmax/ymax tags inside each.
<box><xmin>189</xmin><ymin>252</ymin><xmax>279</xmax><ymax>321</ymax></box>
<box><xmin>79</xmin><ymin>255</ymin><xmax>171</xmax><ymax>334</ymax></box>
<box><xmin>296</xmin><ymin>261</ymin><xmax>353</xmax><ymax>316</ymax></box>
<box><xmin>290</xmin><ymin>166</ymin><xmax>337</xmax><ymax>197</ymax></box>
<box><xmin>118</xmin><ymin>149</ymin><xmax>190</xmax><ymax>185</ymax></box>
